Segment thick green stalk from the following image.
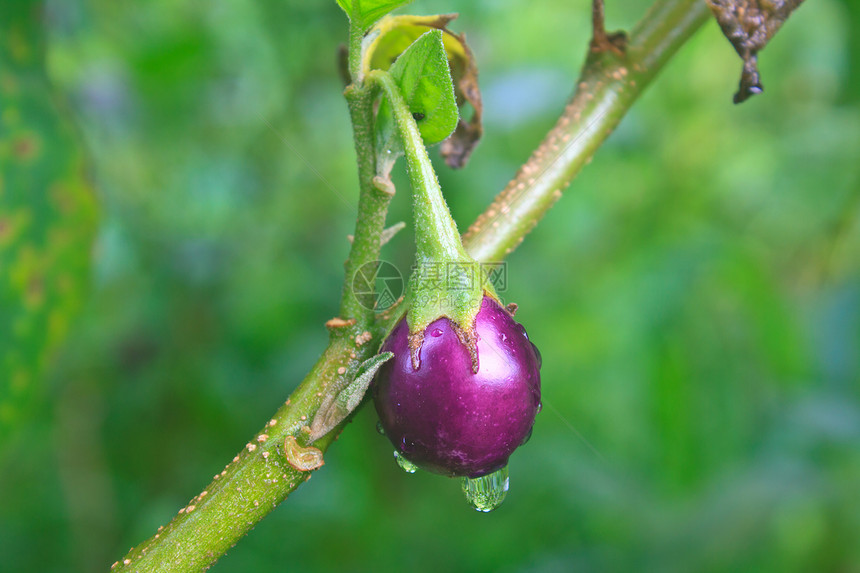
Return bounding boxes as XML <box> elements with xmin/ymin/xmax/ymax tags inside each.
<box><xmin>338</xmin><ymin>9</ymin><xmax>395</xmax><ymax>325</ymax></box>
<box><xmin>114</xmin><ymin>1</ymin><xmax>710</xmax><ymax>570</ymax></box>
<box><xmin>348</xmin><ymin>20</ymin><xmax>365</xmax><ymax>82</ymax></box>
<box><xmin>369</xmin><ymin>70</ymin><xmax>467</xmax><ymax>265</ymax></box>
<box><xmin>462</xmin><ymin>0</ymin><xmax>710</xmax><ymax>262</ymax></box>
<box><xmin>339</xmin><ymin>82</ymin><xmax>393</xmax><ymax>324</ymax></box>
<box><xmin>369</xmin><ymin>69</ymin><xmax>487</xmax><ymax>344</ymax></box>
<box><xmin>111</xmin><ymin>339</ymin><xmax>369</xmax><ymax>572</ymax></box>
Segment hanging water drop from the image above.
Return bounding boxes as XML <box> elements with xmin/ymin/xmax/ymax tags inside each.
<box><xmin>376</xmin><ymin>420</ymin><xmax>386</xmax><ymax>435</ymax></box>
<box><xmin>393</xmin><ymin>451</ymin><xmax>418</xmax><ymax>474</ymax></box>
<box><xmin>520</xmin><ymin>426</ymin><xmax>533</xmax><ymax>446</ymax></box>
<box><xmin>462</xmin><ymin>465</ymin><xmax>509</xmax><ymax>512</ymax></box>
<box><xmin>530</xmin><ymin>341</ymin><xmax>542</xmax><ymax>368</ymax></box>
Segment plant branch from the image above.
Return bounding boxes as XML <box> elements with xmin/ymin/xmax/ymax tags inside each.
<box><xmin>113</xmin><ymin>0</ymin><xmax>711</xmax><ymax>570</ymax></box>
<box><xmin>462</xmin><ymin>0</ymin><xmax>710</xmax><ymax>262</ymax></box>
<box><xmin>369</xmin><ymin>70</ymin><xmax>466</xmax><ymax>264</ymax></box>
<box><xmin>339</xmin><ymin>82</ymin><xmax>393</xmax><ymax>325</ymax></box>
<box><xmin>590</xmin><ymin>0</ymin><xmax>627</xmax><ymax>55</ymax></box>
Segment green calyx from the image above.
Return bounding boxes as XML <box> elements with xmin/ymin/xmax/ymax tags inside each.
<box><xmin>367</xmin><ymin>31</ymin><xmax>497</xmax><ymax>372</ymax></box>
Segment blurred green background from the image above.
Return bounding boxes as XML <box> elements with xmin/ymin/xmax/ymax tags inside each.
<box><xmin>2</xmin><ymin>0</ymin><xmax>860</xmax><ymax>571</ymax></box>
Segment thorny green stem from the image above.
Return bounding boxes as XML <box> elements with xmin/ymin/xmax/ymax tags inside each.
<box><xmin>339</xmin><ymin>82</ymin><xmax>390</xmax><ymax>324</ymax></box>
<box><xmin>368</xmin><ymin>70</ymin><xmax>486</xmax><ymax>364</ymax></box>
<box><xmin>110</xmin><ymin>340</ymin><xmax>358</xmax><ymax>573</ymax></box>
<box><xmin>463</xmin><ymin>0</ymin><xmax>710</xmax><ymax>262</ymax></box>
<box><xmin>339</xmin><ymin>9</ymin><xmax>391</xmax><ymax>325</ymax></box>
<box><xmin>369</xmin><ymin>70</ymin><xmax>468</xmax><ymax>265</ymax></box>
<box><xmin>346</xmin><ymin>1</ymin><xmax>366</xmax><ymax>84</ymax></box>
<box><xmin>114</xmin><ymin>0</ymin><xmax>710</xmax><ymax>570</ymax></box>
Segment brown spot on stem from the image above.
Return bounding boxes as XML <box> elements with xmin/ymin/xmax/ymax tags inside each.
<box><xmin>283</xmin><ymin>436</ymin><xmax>325</xmax><ymax>471</ymax></box>
<box><xmin>372</xmin><ymin>175</ymin><xmax>396</xmax><ymax>196</ymax></box>
<box><xmin>325</xmin><ymin>317</ymin><xmax>356</xmax><ymax>329</ymax></box>
<box><xmin>355</xmin><ymin>331</ymin><xmax>372</xmax><ymax>346</ymax></box>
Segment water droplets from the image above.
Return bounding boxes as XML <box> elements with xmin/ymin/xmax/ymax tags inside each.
<box><xmin>462</xmin><ymin>465</ymin><xmax>509</xmax><ymax>512</ymax></box>
<box><xmin>430</xmin><ymin>328</ymin><xmax>444</xmax><ymax>338</ymax></box>
<box><xmin>376</xmin><ymin>420</ymin><xmax>386</xmax><ymax>435</ymax></box>
<box><xmin>393</xmin><ymin>451</ymin><xmax>418</xmax><ymax>474</ymax></box>
<box><xmin>530</xmin><ymin>341</ymin><xmax>542</xmax><ymax>368</ymax></box>
<box><xmin>520</xmin><ymin>426</ymin><xmax>533</xmax><ymax>446</ymax></box>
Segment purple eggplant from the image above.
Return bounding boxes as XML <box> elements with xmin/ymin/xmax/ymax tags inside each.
<box><xmin>374</xmin><ymin>295</ymin><xmax>541</xmax><ymax>478</ymax></box>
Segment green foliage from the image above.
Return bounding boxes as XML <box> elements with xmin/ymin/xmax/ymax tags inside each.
<box><xmin>363</xmin><ymin>14</ymin><xmax>483</xmax><ymax>167</ymax></box>
<box><xmin>1</xmin><ymin>0</ymin><xmax>859</xmax><ymax>572</ymax></box>
<box><xmin>376</xmin><ymin>29</ymin><xmax>459</xmax><ymax>149</ymax></box>
<box><xmin>0</xmin><ymin>0</ymin><xmax>98</xmax><ymax>441</ymax></box>
<box><xmin>309</xmin><ymin>352</ymin><xmax>393</xmax><ymax>441</ymax></box>
<box><xmin>336</xmin><ymin>0</ymin><xmax>415</xmax><ymax>30</ymax></box>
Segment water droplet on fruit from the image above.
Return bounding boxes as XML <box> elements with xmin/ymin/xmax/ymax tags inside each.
<box><xmin>393</xmin><ymin>451</ymin><xmax>418</xmax><ymax>474</ymax></box>
<box><xmin>530</xmin><ymin>342</ymin><xmax>542</xmax><ymax>368</ymax></box>
<box><xmin>376</xmin><ymin>421</ymin><xmax>385</xmax><ymax>435</ymax></box>
<box><xmin>500</xmin><ymin>333</ymin><xmax>508</xmax><ymax>343</ymax></box>
<box><xmin>430</xmin><ymin>328</ymin><xmax>443</xmax><ymax>338</ymax></box>
<box><xmin>462</xmin><ymin>466</ymin><xmax>509</xmax><ymax>512</ymax></box>
<box><xmin>520</xmin><ymin>426</ymin><xmax>533</xmax><ymax>445</ymax></box>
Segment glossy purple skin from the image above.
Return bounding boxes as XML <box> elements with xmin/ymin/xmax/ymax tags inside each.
<box><xmin>373</xmin><ymin>296</ymin><xmax>541</xmax><ymax>478</ymax></box>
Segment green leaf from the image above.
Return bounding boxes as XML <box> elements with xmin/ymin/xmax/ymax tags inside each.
<box><xmin>0</xmin><ymin>2</ymin><xmax>98</xmax><ymax>442</ymax></box>
<box><xmin>335</xmin><ymin>0</ymin><xmax>414</xmax><ymax>30</ymax></box>
<box><xmin>363</xmin><ymin>15</ymin><xmax>483</xmax><ymax>168</ymax></box>
<box><xmin>377</xmin><ymin>29</ymin><xmax>459</xmax><ymax>150</ymax></box>
<box><xmin>307</xmin><ymin>352</ymin><xmax>394</xmax><ymax>441</ymax></box>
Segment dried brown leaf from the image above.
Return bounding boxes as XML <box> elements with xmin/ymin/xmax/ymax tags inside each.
<box><xmin>706</xmin><ymin>0</ymin><xmax>806</xmax><ymax>103</ymax></box>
